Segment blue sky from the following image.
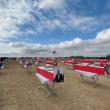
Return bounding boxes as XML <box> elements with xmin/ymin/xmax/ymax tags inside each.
<box><xmin>0</xmin><ymin>0</ymin><xmax>110</xmax><ymax>57</ymax></box>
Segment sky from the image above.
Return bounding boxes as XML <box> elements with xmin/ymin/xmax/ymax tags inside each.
<box><xmin>0</xmin><ymin>0</ymin><xmax>110</xmax><ymax>57</ymax></box>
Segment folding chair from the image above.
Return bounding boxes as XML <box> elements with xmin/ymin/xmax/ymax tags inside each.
<box><xmin>36</xmin><ymin>66</ymin><xmax>64</xmax><ymax>97</ymax></box>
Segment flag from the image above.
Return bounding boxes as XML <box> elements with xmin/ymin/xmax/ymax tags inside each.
<box><xmin>53</xmin><ymin>50</ymin><xmax>56</xmax><ymax>54</ymax></box>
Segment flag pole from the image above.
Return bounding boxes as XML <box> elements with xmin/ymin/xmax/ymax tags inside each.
<box><xmin>53</xmin><ymin>50</ymin><xmax>56</xmax><ymax>59</ymax></box>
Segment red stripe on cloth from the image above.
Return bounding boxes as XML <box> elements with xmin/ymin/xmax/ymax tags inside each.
<box><xmin>64</xmin><ymin>60</ymin><xmax>74</xmax><ymax>65</ymax></box>
<box><xmin>79</xmin><ymin>60</ymin><xmax>93</xmax><ymax>63</ymax></box>
<box><xmin>36</xmin><ymin>67</ymin><xmax>54</xmax><ymax>81</ymax></box>
<box><xmin>73</xmin><ymin>64</ymin><xmax>104</xmax><ymax>75</ymax></box>
<box><xmin>99</xmin><ymin>63</ymin><xmax>104</xmax><ymax>67</ymax></box>
<box><xmin>46</xmin><ymin>61</ymin><xmax>54</xmax><ymax>65</ymax></box>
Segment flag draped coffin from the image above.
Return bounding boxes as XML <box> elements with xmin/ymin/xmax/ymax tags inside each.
<box><xmin>64</xmin><ymin>60</ymin><xmax>74</xmax><ymax>65</ymax></box>
<box><xmin>36</xmin><ymin>66</ymin><xmax>54</xmax><ymax>84</ymax></box>
<box><xmin>78</xmin><ymin>59</ymin><xmax>94</xmax><ymax>64</ymax></box>
<box><xmin>46</xmin><ymin>60</ymin><xmax>54</xmax><ymax>65</ymax></box>
<box><xmin>73</xmin><ymin>64</ymin><xmax>104</xmax><ymax>75</ymax></box>
<box><xmin>36</xmin><ymin>66</ymin><xmax>64</xmax><ymax>84</ymax></box>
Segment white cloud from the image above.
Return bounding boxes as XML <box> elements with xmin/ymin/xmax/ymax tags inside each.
<box><xmin>1</xmin><ymin>28</ymin><xmax>109</xmax><ymax>57</ymax></box>
<box><xmin>35</xmin><ymin>0</ymin><xmax>64</xmax><ymax>9</ymax></box>
<box><xmin>95</xmin><ymin>28</ymin><xmax>110</xmax><ymax>43</ymax></box>
<box><xmin>58</xmin><ymin>38</ymin><xmax>82</xmax><ymax>48</ymax></box>
<box><xmin>0</xmin><ymin>0</ymin><xmax>110</xmax><ymax>41</ymax></box>
<box><xmin>0</xmin><ymin>0</ymin><xmax>34</xmax><ymax>39</ymax></box>
<box><xmin>64</xmin><ymin>15</ymin><xmax>99</xmax><ymax>31</ymax></box>
<box><xmin>0</xmin><ymin>0</ymin><xmax>66</xmax><ymax>40</ymax></box>
<box><xmin>0</xmin><ymin>1</ymin><xmax>110</xmax><ymax>57</ymax></box>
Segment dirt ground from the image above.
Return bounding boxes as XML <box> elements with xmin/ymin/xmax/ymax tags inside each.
<box><xmin>0</xmin><ymin>61</ymin><xmax>110</xmax><ymax>110</ymax></box>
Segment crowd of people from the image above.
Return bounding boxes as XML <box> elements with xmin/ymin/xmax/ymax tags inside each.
<box><xmin>17</xmin><ymin>58</ymin><xmax>33</xmax><ymax>73</ymax></box>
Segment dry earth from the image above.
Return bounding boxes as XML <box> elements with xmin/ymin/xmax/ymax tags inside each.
<box><xmin>0</xmin><ymin>60</ymin><xmax>110</xmax><ymax>110</ymax></box>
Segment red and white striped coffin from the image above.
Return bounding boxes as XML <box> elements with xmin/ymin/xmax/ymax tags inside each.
<box><xmin>46</xmin><ymin>60</ymin><xmax>54</xmax><ymax>66</ymax></box>
<box><xmin>73</xmin><ymin>64</ymin><xmax>104</xmax><ymax>75</ymax></box>
<box><xmin>35</xmin><ymin>61</ymin><xmax>39</xmax><ymax>64</ymax></box>
<box><xmin>36</xmin><ymin>66</ymin><xmax>54</xmax><ymax>84</ymax></box>
<box><xmin>64</xmin><ymin>60</ymin><xmax>74</xmax><ymax>65</ymax></box>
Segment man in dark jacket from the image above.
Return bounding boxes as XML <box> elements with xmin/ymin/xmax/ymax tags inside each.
<box><xmin>104</xmin><ymin>63</ymin><xmax>110</xmax><ymax>78</ymax></box>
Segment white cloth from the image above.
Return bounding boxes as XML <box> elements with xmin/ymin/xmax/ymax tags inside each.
<box><xmin>36</xmin><ymin>73</ymin><xmax>52</xmax><ymax>84</ymax></box>
<box><xmin>1</xmin><ymin>65</ymin><xmax>4</xmax><ymax>69</ymax></box>
<box><xmin>75</xmin><ymin>70</ymin><xmax>98</xmax><ymax>77</ymax></box>
<box><xmin>24</xmin><ymin>65</ymin><xmax>27</xmax><ymax>69</ymax></box>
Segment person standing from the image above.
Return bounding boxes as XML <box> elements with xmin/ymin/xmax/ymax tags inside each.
<box><xmin>53</xmin><ymin>59</ymin><xmax>57</xmax><ymax>68</ymax></box>
<box><xmin>104</xmin><ymin>63</ymin><xmax>110</xmax><ymax>78</ymax></box>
